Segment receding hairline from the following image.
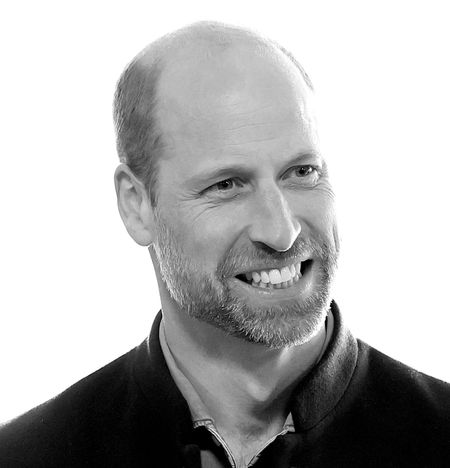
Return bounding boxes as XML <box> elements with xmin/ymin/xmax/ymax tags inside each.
<box><xmin>113</xmin><ymin>21</ymin><xmax>314</xmax><ymax>205</ymax></box>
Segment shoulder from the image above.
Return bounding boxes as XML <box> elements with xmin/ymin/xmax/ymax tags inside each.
<box><xmin>340</xmin><ymin>340</ymin><xmax>450</xmax><ymax>459</ymax></box>
<box><xmin>0</xmin><ymin>311</ymin><xmax>194</xmax><ymax>468</ymax></box>
<box><xmin>314</xmin><ymin>338</ymin><xmax>450</xmax><ymax>466</ymax></box>
<box><xmin>356</xmin><ymin>339</ymin><xmax>450</xmax><ymax>410</ymax></box>
<box><xmin>0</xmin><ymin>344</ymin><xmax>146</xmax><ymax>467</ymax></box>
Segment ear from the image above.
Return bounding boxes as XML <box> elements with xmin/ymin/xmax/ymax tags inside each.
<box><xmin>114</xmin><ymin>164</ymin><xmax>155</xmax><ymax>246</ymax></box>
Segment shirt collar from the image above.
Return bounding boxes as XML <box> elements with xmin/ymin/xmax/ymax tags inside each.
<box><xmin>159</xmin><ymin>321</ymin><xmax>210</xmax><ymax>424</ymax></box>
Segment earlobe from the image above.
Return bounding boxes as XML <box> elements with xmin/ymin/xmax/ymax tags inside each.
<box><xmin>114</xmin><ymin>164</ymin><xmax>154</xmax><ymax>246</ymax></box>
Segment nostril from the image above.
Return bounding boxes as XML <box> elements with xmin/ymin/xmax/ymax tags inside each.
<box><xmin>247</xmin><ymin>214</ymin><xmax>301</xmax><ymax>253</ymax></box>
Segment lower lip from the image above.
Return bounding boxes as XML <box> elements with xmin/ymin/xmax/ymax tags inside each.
<box><xmin>228</xmin><ymin>263</ymin><xmax>314</xmax><ymax>304</ymax></box>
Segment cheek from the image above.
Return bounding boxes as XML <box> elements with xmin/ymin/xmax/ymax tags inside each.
<box><xmin>180</xmin><ymin>209</ymin><xmax>243</xmax><ymax>272</ymax></box>
<box><xmin>293</xmin><ymin>191</ymin><xmax>337</xmax><ymax>242</ymax></box>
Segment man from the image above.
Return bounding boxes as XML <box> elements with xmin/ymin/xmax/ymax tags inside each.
<box><xmin>0</xmin><ymin>21</ymin><xmax>449</xmax><ymax>468</ymax></box>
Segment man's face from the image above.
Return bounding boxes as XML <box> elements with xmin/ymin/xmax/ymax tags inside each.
<box><xmin>150</xmin><ymin>47</ymin><xmax>339</xmax><ymax>348</ymax></box>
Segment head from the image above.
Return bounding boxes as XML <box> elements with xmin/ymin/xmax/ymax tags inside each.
<box><xmin>114</xmin><ymin>21</ymin><xmax>339</xmax><ymax>349</ymax></box>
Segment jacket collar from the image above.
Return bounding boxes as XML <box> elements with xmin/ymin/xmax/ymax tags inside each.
<box><xmin>289</xmin><ymin>300</ymin><xmax>358</xmax><ymax>430</ymax></box>
<box><xmin>132</xmin><ymin>314</ymin><xmax>196</xmax><ymax>446</ymax></box>
<box><xmin>132</xmin><ymin>301</ymin><xmax>358</xmax><ymax>441</ymax></box>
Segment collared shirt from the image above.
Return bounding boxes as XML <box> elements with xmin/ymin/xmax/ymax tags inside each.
<box><xmin>159</xmin><ymin>311</ymin><xmax>333</xmax><ymax>468</ymax></box>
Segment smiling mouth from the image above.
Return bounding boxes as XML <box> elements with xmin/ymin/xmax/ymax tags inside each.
<box><xmin>235</xmin><ymin>260</ymin><xmax>313</xmax><ymax>290</ymax></box>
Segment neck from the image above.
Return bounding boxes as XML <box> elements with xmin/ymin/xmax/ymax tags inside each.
<box><xmin>162</xmin><ymin>296</ymin><xmax>327</xmax><ymax>433</ymax></box>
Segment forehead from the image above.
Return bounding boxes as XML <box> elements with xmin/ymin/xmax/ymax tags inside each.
<box><xmin>154</xmin><ymin>42</ymin><xmax>319</xmax><ymax>179</ymax></box>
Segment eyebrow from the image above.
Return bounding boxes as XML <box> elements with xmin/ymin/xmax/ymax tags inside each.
<box><xmin>189</xmin><ymin>151</ymin><xmax>323</xmax><ymax>187</ymax></box>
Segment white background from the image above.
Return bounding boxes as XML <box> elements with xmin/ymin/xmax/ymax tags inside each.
<box><xmin>1</xmin><ymin>1</ymin><xmax>449</xmax><ymax>423</ymax></box>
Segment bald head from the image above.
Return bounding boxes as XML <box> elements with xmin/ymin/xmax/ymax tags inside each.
<box><xmin>113</xmin><ymin>21</ymin><xmax>313</xmax><ymax>205</ymax></box>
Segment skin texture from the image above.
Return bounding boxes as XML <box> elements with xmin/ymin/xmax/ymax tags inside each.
<box><xmin>150</xmin><ymin>41</ymin><xmax>338</xmax><ymax>348</ymax></box>
<box><xmin>114</xmin><ymin>23</ymin><xmax>339</xmax><ymax>465</ymax></box>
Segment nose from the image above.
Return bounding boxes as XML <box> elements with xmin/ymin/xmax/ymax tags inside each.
<box><xmin>246</xmin><ymin>187</ymin><xmax>301</xmax><ymax>252</ymax></box>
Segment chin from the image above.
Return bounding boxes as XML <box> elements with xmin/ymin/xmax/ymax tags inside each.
<box><xmin>213</xmin><ymin>261</ymin><xmax>332</xmax><ymax>348</ymax></box>
<box><xmin>187</xmin><ymin>281</ymin><xmax>329</xmax><ymax>349</ymax></box>
<box><xmin>229</xmin><ymin>292</ymin><xmax>330</xmax><ymax>349</ymax></box>
<box><xmin>178</xmin><ymin>261</ymin><xmax>334</xmax><ymax>349</ymax></box>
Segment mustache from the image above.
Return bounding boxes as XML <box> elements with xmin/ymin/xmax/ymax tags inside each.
<box><xmin>217</xmin><ymin>236</ymin><xmax>333</xmax><ymax>278</ymax></box>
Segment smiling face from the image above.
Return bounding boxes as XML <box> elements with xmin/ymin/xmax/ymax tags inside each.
<box><xmin>150</xmin><ymin>42</ymin><xmax>339</xmax><ymax>348</ymax></box>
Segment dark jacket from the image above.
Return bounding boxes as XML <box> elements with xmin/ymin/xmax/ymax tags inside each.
<box><xmin>0</xmin><ymin>302</ymin><xmax>449</xmax><ymax>467</ymax></box>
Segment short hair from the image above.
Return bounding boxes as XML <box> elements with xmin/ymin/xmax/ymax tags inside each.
<box><xmin>114</xmin><ymin>57</ymin><xmax>163</xmax><ymax>206</ymax></box>
<box><xmin>113</xmin><ymin>22</ymin><xmax>313</xmax><ymax>206</ymax></box>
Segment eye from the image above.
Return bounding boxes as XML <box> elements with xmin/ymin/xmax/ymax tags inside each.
<box><xmin>283</xmin><ymin>164</ymin><xmax>321</xmax><ymax>186</ymax></box>
<box><xmin>203</xmin><ymin>178</ymin><xmax>245</xmax><ymax>198</ymax></box>
<box><xmin>214</xmin><ymin>179</ymin><xmax>237</xmax><ymax>191</ymax></box>
<box><xmin>294</xmin><ymin>166</ymin><xmax>315</xmax><ymax>177</ymax></box>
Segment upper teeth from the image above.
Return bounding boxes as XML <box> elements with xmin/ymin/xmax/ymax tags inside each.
<box><xmin>245</xmin><ymin>262</ymin><xmax>302</xmax><ymax>285</ymax></box>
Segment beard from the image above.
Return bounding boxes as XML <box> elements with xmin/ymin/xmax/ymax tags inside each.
<box><xmin>151</xmin><ymin>210</ymin><xmax>339</xmax><ymax>349</ymax></box>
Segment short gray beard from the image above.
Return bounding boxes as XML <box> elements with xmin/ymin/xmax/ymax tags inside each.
<box><xmin>152</xmin><ymin>211</ymin><xmax>338</xmax><ymax>349</ymax></box>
